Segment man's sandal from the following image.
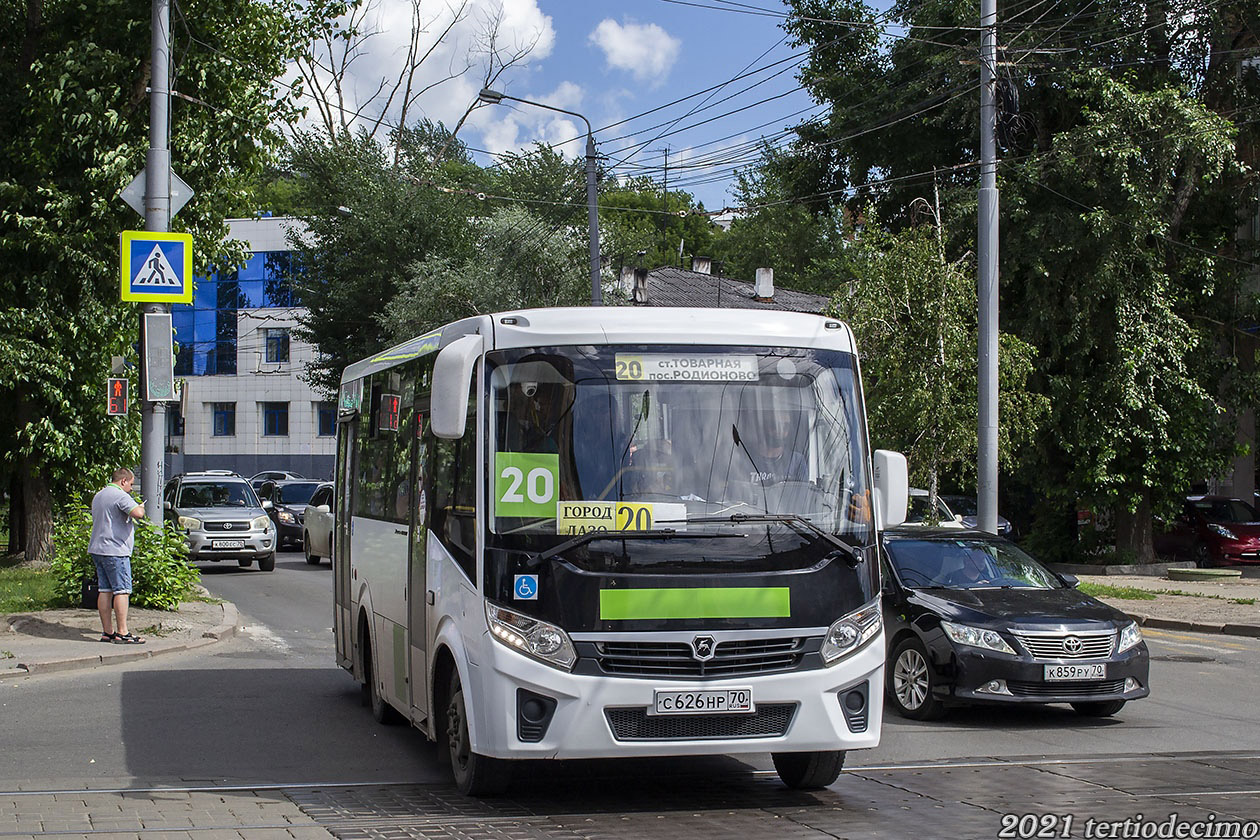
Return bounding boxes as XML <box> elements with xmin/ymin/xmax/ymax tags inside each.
<box><xmin>113</xmin><ymin>633</ymin><xmax>145</xmax><ymax>645</ymax></box>
<box><xmin>99</xmin><ymin>632</ymin><xmax>119</xmax><ymax>643</ymax></box>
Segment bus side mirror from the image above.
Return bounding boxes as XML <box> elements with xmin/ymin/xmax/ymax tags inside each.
<box><xmin>431</xmin><ymin>334</ymin><xmax>483</xmax><ymax>439</ymax></box>
<box><xmin>873</xmin><ymin>450</ymin><xmax>908</xmax><ymax>529</ymax></box>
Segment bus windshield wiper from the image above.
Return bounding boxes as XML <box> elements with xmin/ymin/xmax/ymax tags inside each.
<box><xmin>534</xmin><ymin>528</ymin><xmax>739</xmax><ymax>564</ymax></box>
<box><xmin>660</xmin><ymin>513</ymin><xmax>867</xmax><ymax>567</ymax></box>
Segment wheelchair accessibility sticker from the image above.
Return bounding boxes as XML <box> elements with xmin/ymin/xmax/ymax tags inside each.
<box><xmin>514</xmin><ymin>574</ymin><xmax>539</xmax><ymax>600</ymax></box>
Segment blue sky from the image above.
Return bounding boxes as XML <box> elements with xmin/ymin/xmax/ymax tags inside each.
<box><xmin>301</xmin><ymin>0</ymin><xmax>825</xmax><ymax>212</ymax></box>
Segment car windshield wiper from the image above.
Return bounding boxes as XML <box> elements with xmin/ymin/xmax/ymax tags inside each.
<box><xmin>534</xmin><ymin>528</ymin><xmax>740</xmax><ymax>564</ymax></box>
<box><xmin>658</xmin><ymin>513</ymin><xmax>867</xmax><ymax>567</ymax></box>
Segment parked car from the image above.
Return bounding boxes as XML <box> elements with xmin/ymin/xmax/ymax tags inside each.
<box><xmin>257</xmin><ymin>479</ymin><xmax>325</xmax><ymax>550</ymax></box>
<box><xmin>250</xmin><ymin>470</ymin><xmax>305</xmax><ymax>490</ymax></box>
<box><xmin>880</xmin><ymin>527</ymin><xmax>1149</xmax><ymax>720</ymax></box>
<box><xmin>904</xmin><ymin>488</ymin><xmax>965</xmax><ymax>528</ymax></box>
<box><xmin>940</xmin><ymin>495</ymin><xmax>1014</xmax><ymax>537</ymax></box>
<box><xmin>1153</xmin><ymin>495</ymin><xmax>1260</xmax><ymax>567</ymax></box>
<box><xmin>302</xmin><ymin>482</ymin><xmax>335</xmax><ymax>566</ymax></box>
<box><xmin>163</xmin><ymin>472</ymin><xmax>276</xmax><ymax>571</ymax></box>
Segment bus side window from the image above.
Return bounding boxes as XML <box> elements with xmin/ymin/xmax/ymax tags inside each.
<box><xmin>429</xmin><ymin>402</ymin><xmax>476</xmax><ymax>582</ymax></box>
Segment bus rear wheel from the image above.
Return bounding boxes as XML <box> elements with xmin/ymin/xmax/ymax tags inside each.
<box><xmin>445</xmin><ymin>673</ymin><xmax>511</xmax><ymax>796</ymax></box>
<box><xmin>361</xmin><ymin>636</ymin><xmax>402</xmax><ymax>725</ymax></box>
<box><xmin>772</xmin><ymin>750</ymin><xmax>845</xmax><ymax>789</ymax></box>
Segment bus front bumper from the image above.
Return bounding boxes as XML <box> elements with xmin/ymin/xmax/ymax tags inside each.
<box><xmin>468</xmin><ymin>631</ymin><xmax>884</xmax><ymax>761</ymax></box>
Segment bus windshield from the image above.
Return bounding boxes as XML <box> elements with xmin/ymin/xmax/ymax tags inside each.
<box><xmin>486</xmin><ymin>344</ymin><xmax>872</xmax><ymax>559</ymax></box>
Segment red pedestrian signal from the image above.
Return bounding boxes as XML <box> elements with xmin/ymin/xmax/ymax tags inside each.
<box><xmin>107</xmin><ymin>378</ymin><xmax>129</xmax><ymax>416</ymax></box>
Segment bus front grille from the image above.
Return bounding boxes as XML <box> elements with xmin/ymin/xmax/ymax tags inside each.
<box><xmin>605</xmin><ymin>703</ymin><xmax>797</xmax><ymax>741</ymax></box>
<box><xmin>593</xmin><ymin>637</ymin><xmax>807</xmax><ymax>679</ymax></box>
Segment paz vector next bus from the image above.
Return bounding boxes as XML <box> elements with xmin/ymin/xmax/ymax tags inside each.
<box><xmin>331</xmin><ymin>306</ymin><xmax>908</xmax><ymax>796</ymax></box>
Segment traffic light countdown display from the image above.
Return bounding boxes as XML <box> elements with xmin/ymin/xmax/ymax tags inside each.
<box><xmin>107</xmin><ymin>378</ymin><xmax>129</xmax><ymax>415</ymax></box>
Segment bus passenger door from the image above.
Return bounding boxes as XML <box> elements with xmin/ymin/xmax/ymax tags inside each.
<box><xmin>333</xmin><ymin>418</ymin><xmax>356</xmax><ymax>670</ymax></box>
<box><xmin>408</xmin><ymin>395</ymin><xmax>431</xmax><ymax>722</ymax></box>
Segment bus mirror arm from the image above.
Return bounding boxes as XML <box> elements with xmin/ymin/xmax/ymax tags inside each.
<box><xmin>431</xmin><ymin>334</ymin><xmax>484</xmax><ymax>439</ymax></box>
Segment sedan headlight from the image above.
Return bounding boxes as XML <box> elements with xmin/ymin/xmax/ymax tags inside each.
<box><xmin>820</xmin><ymin>600</ymin><xmax>882</xmax><ymax>665</ymax></box>
<box><xmin>250</xmin><ymin>515</ymin><xmax>271</xmax><ymax>531</ymax></box>
<box><xmin>1117</xmin><ymin>621</ymin><xmax>1143</xmax><ymax>653</ymax></box>
<box><xmin>177</xmin><ymin>515</ymin><xmax>202</xmax><ymax>531</ymax></box>
<box><xmin>1208</xmin><ymin>523</ymin><xmax>1236</xmax><ymax>539</ymax></box>
<box><xmin>486</xmin><ymin>602</ymin><xmax>577</xmax><ymax>670</ymax></box>
<box><xmin>277</xmin><ymin>510</ymin><xmax>296</xmax><ymax>524</ymax></box>
<box><xmin>942</xmin><ymin>620</ymin><xmax>1016</xmax><ymax>655</ymax></box>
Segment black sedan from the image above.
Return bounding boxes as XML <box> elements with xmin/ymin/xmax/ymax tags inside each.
<box><xmin>257</xmin><ymin>479</ymin><xmax>324</xmax><ymax>549</ymax></box>
<box><xmin>880</xmin><ymin>528</ymin><xmax>1149</xmax><ymax>720</ymax></box>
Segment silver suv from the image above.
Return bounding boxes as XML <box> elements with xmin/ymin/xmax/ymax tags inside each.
<box><xmin>163</xmin><ymin>471</ymin><xmax>277</xmax><ymax>571</ymax></box>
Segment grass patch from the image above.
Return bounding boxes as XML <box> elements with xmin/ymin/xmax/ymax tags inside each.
<box><xmin>0</xmin><ymin>566</ymin><xmax>60</xmax><ymax>613</ymax></box>
<box><xmin>1078</xmin><ymin>582</ymin><xmax>1157</xmax><ymax>600</ymax></box>
<box><xmin>1234</xmin><ymin>597</ymin><xmax>1256</xmax><ymax>605</ymax></box>
<box><xmin>1</xmin><ymin>650</ymin><xmax>13</xmax><ymax>659</ymax></box>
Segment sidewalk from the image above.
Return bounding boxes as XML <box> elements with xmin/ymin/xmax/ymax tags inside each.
<box><xmin>1080</xmin><ymin>572</ymin><xmax>1260</xmax><ymax>637</ymax></box>
<box><xmin>1</xmin><ymin>589</ymin><xmax>239</xmax><ymax>680</ymax></box>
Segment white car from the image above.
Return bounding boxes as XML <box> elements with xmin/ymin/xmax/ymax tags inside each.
<box><xmin>904</xmin><ymin>488</ymin><xmax>966</xmax><ymax>528</ymax></box>
<box><xmin>302</xmin><ymin>482</ymin><xmax>335</xmax><ymax>565</ymax></box>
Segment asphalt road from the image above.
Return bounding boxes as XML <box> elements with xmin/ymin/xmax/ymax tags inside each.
<box><xmin>2</xmin><ymin>550</ymin><xmax>1259</xmax><ymax>840</ymax></box>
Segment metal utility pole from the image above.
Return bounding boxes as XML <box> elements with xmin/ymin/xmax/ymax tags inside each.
<box><xmin>976</xmin><ymin>0</ymin><xmax>1000</xmax><ymax>534</ymax></box>
<box><xmin>140</xmin><ymin>0</ymin><xmax>171</xmax><ymax>523</ymax></box>
<box><xmin>477</xmin><ymin>88</ymin><xmax>602</xmax><ymax>305</ymax></box>
<box><xmin>658</xmin><ymin>147</ymin><xmax>669</xmax><ymax>259</ymax></box>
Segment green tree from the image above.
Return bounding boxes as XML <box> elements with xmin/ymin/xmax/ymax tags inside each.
<box><xmin>0</xmin><ymin>0</ymin><xmax>325</xmax><ymax>562</ymax></box>
<box><xmin>600</xmin><ymin>176</ymin><xmax>720</xmax><ymax>273</ymax></box>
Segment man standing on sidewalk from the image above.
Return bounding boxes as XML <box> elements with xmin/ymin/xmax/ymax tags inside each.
<box><xmin>89</xmin><ymin>468</ymin><xmax>146</xmax><ymax>644</ymax></box>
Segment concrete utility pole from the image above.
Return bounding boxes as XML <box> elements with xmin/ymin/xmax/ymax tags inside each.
<box><xmin>976</xmin><ymin>0</ymin><xmax>1000</xmax><ymax>534</ymax></box>
<box><xmin>140</xmin><ymin>0</ymin><xmax>171</xmax><ymax>524</ymax></box>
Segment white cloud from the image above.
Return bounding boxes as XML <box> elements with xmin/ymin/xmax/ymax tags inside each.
<box><xmin>588</xmin><ymin>18</ymin><xmax>680</xmax><ymax>85</ymax></box>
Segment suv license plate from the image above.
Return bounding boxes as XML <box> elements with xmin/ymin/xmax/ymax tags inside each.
<box><xmin>1044</xmin><ymin>663</ymin><xmax>1106</xmax><ymax>681</ymax></box>
<box><xmin>212</xmin><ymin>540</ymin><xmax>245</xmax><ymax>549</ymax></box>
<box><xmin>653</xmin><ymin>688</ymin><xmax>753</xmax><ymax>715</ymax></box>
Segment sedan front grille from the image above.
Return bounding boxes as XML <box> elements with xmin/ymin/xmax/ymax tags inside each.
<box><xmin>1012</xmin><ymin>630</ymin><xmax>1114</xmax><ymax>660</ymax></box>
<box><xmin>204</xmin><ymin>521</ymin><xmax>252</xmax><ymax>532</ymax></box>
<box><xmin>594</xmin><ymin>637</ymin><xmax>806</xmax><ymax>679</ymax></box>
<box><xmin>605</xmin><ymin>703</ymin><xmax>797</xmax><ymax>741</ymax></box>
<box><xmin>1008</xmin><ymin>679</ymin><xmax>1125</xmax><ymax>697</ymax></box>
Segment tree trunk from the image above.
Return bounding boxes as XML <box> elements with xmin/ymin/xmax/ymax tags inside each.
<box><xmin>21</xmin><ymin>461</ymin><xmax>53</xmax><ymax>564</ymax></box>
<box><xmin>1115</xmin><ymin>493</ymin><xmax>1155</xmax><ymax>565</ymax></box>
<box><xmin>7</xmin><ymin>473</ymin><xmax>23</xmax><ymax>555</ymax></box>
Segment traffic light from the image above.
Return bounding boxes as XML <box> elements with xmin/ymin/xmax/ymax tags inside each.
<box><xmin>107</xmin><ymin>378</ymin><xmax>129</xmax><ymax>416</ymax></box>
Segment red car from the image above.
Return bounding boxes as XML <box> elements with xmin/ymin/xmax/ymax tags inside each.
<box><xmin>1154</xmin><ymin>495</ymin><xmax>1260</xmax><ymax>566</ymax></box>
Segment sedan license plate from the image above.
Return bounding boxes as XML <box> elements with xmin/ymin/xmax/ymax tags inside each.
<box><xmin>653</xmin><ymin>688</ymin><xmax>753</xmax><ymax>715</ymax></box>
<box><xmin>212</xmin><ymin>540</ymin><xmax>245</xmax><ymax>549</ymax></box>
<box><xmin>1044</xmin><ymin>663</ymin><xmax>1106</xmax><ymax>681</ymax></box>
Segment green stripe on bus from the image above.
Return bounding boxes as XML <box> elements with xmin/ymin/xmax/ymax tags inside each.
<box><xmin>599</xmin><ymin>587</ymin><xmax>791</xmax><ymax>620</ymax></box>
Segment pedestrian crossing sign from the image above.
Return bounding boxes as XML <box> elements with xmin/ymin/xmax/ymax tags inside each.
<box><xmin>120</xmin><ymin>231</ymin><xmax>193</xmax><ymax>303</ymax></box>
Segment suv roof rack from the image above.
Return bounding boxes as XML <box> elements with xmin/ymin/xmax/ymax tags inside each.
<box><xmin>187</xmin><ymin>470</ymin><xmax>239</xmax><ymax>476</ymax></box>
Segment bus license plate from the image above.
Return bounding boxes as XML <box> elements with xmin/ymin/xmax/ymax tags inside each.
<box><xmin>1044</xmin><ymin>663</ymin><xmax>1105</xmax><ymax>681</ymax></box>
<box><xmin>212</xmin><ymin>540</ymin><xmax>245</xmax><ymax>549</ymax></box>
<box><xmin>653</xmin><ymin>688</ymin><xmax>754</xmax><ymax>715</ymax></box>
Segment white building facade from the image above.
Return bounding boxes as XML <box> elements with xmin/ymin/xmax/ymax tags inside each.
<box><xmin>164</xmin><ymin>217</ymin><xmax>336</xmax><ymax>481</ymax></box>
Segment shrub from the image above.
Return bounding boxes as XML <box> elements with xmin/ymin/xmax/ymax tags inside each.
<box><xmin>51</xmin><ymin>505</ymin><xmax>198</xmax><ymax>610</ymax></box>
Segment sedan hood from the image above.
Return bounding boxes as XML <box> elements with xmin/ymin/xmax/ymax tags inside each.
<box><xmin>909</xmin><ymin>586</ymin><xmax>1131</xmax><ymax>628</ymax></box>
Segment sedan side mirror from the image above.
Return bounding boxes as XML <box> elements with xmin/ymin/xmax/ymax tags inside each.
<box><xmin>316</xmin><ymin>504</ymin><xmax>330</xmax><ymax>514</ymax></box>
<box><xmin>1058</xmin><ymin>573</ymin><xmax>1079</xmax><ymax>588</ymax></box>
<box><xmin>163</xmin><ymin>500</ymin><xmax>172</xmax><ymax>510</ymax></box>
<box><xmin>262</xmin><ymin>500</ymin><xmax>273</xmax><ymax>510</ymax></box>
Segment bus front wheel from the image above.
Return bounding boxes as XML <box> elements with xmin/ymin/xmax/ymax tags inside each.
<box><xmin>771</xmin><ymin>750</ymin><xmax>845</xmax><ymax>789</ymax></box>
<box><xmin>445</xmin><ymin>673</ymin><xmax>511</xmax><ymax>796</ymax></box>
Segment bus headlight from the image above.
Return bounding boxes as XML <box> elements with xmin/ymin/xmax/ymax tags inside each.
<box><xmin>820</xmin><ymin>601</ymin><xmax>882</xmax><ymax>665</ymax></box>
<box><xmin>486</xmin><ymin>603</ymin><xmax>577</xmax><ymax>671</ymax></box>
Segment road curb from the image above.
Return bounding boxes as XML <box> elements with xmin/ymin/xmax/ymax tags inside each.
<box><xmin>0</xmin><ymin>600</ymin><xmax>241</xmax><ymax>680</ymax></box>
<box><xmin>1129</xmin><ymin>613</ymin><xmax>1260</xmax><ymax>638</ymax></box>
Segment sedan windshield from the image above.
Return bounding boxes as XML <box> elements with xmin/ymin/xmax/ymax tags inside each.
<box><xmin>485</xmin><ymin>344</ymin><xmax>872</xmax><ymax>569</ymax></box>
<box><xmin>276</xmin><ymin>482</ymin><xmax>321</xmax><ymax>505</ymax></box>
<box><xmin>178</xmin><ymin>482</ymin><xmax>258</xmax><ymax>508</ymax></box>
<box><xmin>885</xmin><ymin>537</ymin><xmax>1061</xmax><ymax>589</ymax></box>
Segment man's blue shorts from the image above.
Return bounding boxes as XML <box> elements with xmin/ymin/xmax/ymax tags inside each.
<box><xmin>89</xmin><ymin>553</ymin><xmax>133</xmax><ymax>595</ymax></box>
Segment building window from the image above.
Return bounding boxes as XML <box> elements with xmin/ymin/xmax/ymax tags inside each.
<box><xmin>166</xmin><ymin>404</ymin><xmax>185</xmax><ymax>437</ymax></box>
<box><xmin>263</xmin><ymin>401</ymin><xmax>289</xmax><ymax>436</ymax></box>
<box><xmin>317</xmin><ymin>402</ymin><xmax>335</xmax><ymax>437</ymax></box>
<box><xmin>213</xmin><ymin>403</ymin><xmax>235</xmax><ymax>436</ymax></box>
<box><xmin>265</xmin><ymin>328</ymin><xmax>290</xmax><ymax>363</ymax></box>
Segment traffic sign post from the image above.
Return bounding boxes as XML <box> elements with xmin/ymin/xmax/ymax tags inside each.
<box><xmin>107</xmin><ymin>379</ymin><xmax>129</xmax><ymax>416</ymax></box>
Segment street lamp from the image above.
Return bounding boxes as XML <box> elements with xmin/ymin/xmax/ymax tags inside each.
<box><xmin>478</xmin><ymin>88</ymin><xmax>601</xmax><ymax>305</ymax></box>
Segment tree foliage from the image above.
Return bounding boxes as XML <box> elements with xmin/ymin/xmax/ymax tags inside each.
<box><xmin>0</xmin><ymin>0</ymin><xmax>325</xmax><ymax>561</ymax></box>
